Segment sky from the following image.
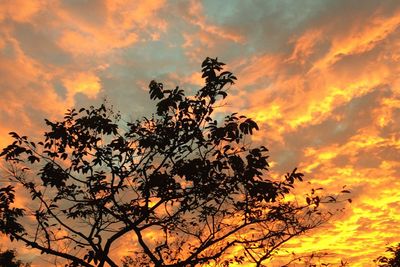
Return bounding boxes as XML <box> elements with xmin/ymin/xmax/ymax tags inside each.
<box><xmin>0</xmin><ymin>0</ymin><xmax>400</xmax><ymax>266</ymax></box>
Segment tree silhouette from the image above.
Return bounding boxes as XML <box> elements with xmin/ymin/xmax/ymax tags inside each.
<box><xmin>375</xmin><ymin>243</ymin><xmax>400</xmax><ymax>267</ymax></box>
<box><xmin>0</xmin><ymin>57</ymin><xmax>345</xmax><ymax>266</ymax></box>
<box><xmin>0</xmin><ymin>249</ymin><xmax>30</xmax><ymax>267</ymax></box>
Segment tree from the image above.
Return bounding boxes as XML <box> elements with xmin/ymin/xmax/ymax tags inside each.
<box><xmin>0</xmin><ymin>57</ymin><xmax>345</xmax><ymax>266</ymax></box>
<box><xmin>375</xmin><ymin>243</ymin><xmax>400</xmax><ymax>267</ymax></box>
<box><xmin>0</xmin><ymin>249</ymin><xmax>30</xmax><ymax>267</ymax></box>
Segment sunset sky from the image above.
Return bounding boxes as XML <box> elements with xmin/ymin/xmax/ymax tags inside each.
<box><xmin>1</xmin><ymin>0</ymin><xmax>400</xmax><ymax>266</ymax></box>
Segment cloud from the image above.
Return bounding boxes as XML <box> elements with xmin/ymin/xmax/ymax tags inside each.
<box><xmin>55</xmin><ymin>0</ymin><xmax>167</xmax><ymax>56</ymax></box>
<box><xmin>0</xmin><ymin>0</ymin><xmax>42</xmax><ymax>23</ymax></box>
<box><xmin>1</xmin><ymin>0</ymin><xmax>400</xmax><ymax>266</ymax></box>
<box><xmin>62</xmin><ymin>71</ymin><xmax>102</xmax><ymax>99</ymax></box>
<box><xmin>211</xmin><ymin>3</ymin><xmax>400</xmax><ymax>265</ymax></box>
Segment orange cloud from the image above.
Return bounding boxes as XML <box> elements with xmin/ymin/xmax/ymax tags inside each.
<box><xmin>1</xmin><ymin>1</ymin><xmax>400</xmax><ymax>266</ymax></box>
<box><xmin>186</xmin><ymin>0</ymin><xmax>244</xmax><ymax>44</ymax></box>
<box><xmin>181</xmin><ymin>1</ymin><xmax>245</xmax><ymax>61</ymax></box>
<box><xmin>214</xmin><ymin>6</ymin><xmax>400</xmax><ymax>266</ymax></box>
<box><xmin>311</xmin><ymin>10</ymin><xmax>400</xmax><ymax>72</ymax></box>
<box><xmin>62</xmin><ymin>71</ymin><xmax>102</xmax><ymax>100</ymax></box>
<box><xmin>55</xmin><ymin>0</ymin><xmax>166</xmax><ymax>55</ymax></box>
<box><xmin>0</xmin><ymin>0</ymin><xmax>42</xmax><ymax>23</ymax></box>
<box><xmin>287</xmin><ymin>29</ymin><xmax>323</xmax><ymax>65</ymax></box>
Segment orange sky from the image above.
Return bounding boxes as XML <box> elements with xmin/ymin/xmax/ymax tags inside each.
<box><xmin>0</xmin><ymin>1</ymin><xmax>400</xmax><ymax>266</ymax></box>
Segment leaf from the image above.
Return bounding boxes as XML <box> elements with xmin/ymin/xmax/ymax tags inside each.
<box><xmin>27</xmin><ymin>155</ymin><xmax>40</xmax><ymax>164</ymax></box>
<box><xmin>327</xmin><ymin>196</ymin><xmax>336</xmax><ymax>202</ymax></box>
<box><xmin>218</xmin><ymin>91</ymin><xmax>227</xmax><ymax>99</ymax></box>
<box><xmin>9</xmin><ymin>132</ymin><xmax>20</xmax><ymax>139</ymax></box>
<box><xmin>149</xmin><ymin>80</ymin><xmax>164</xmax><ymax>100</ymax></box>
